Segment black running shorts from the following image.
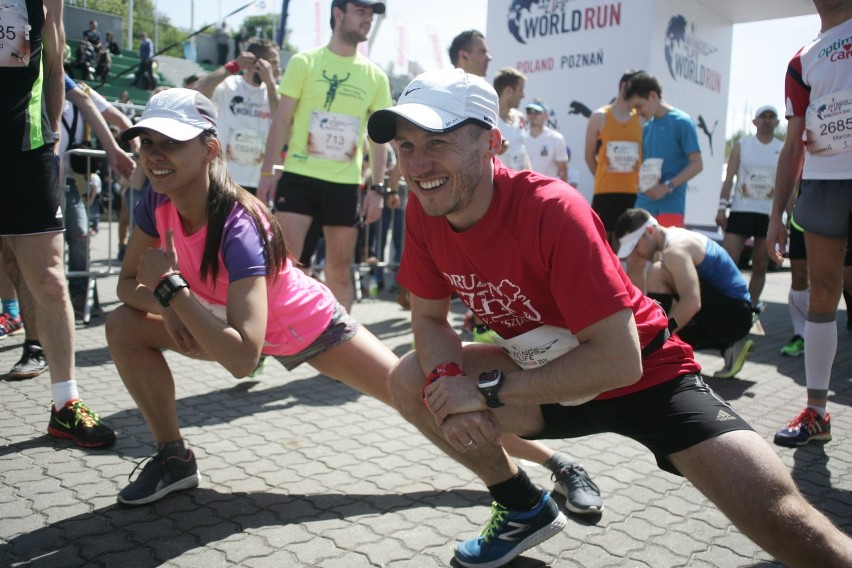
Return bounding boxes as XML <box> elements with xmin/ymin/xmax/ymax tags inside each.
<box><xmin>725</xmin><ymin>211</ymin><xmax>769</xmax><ymax>239</ymax></box>
<box><xmin>275</xmin><ymin>171</ymin><xmax>360</xmax><ymax>227</ymax></box>
<box><xmin>592</xmin><ymin>192</ymin><xmax>637</xmax><ymax>233</ymax></box>
<box><xmin>0</xmin><ymin>146</ymin><xmax>64</xmax><ymax>235</ymax></box>
<box><xmin>531</xmin><ymin>374</ymin><xmax>754</xmax><ymax>476</ymax></box>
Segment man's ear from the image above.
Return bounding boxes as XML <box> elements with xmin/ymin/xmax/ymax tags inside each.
<box><xmin>487</xmin><ymin>129</ymin><xmax>502</xmax><ymax>156</ymax></box>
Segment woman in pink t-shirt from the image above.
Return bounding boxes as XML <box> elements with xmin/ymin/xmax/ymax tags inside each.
<box><xmin>107</xmin><ymin>89</ymin><xmax>397</xmax><ymax>506</ymax></box>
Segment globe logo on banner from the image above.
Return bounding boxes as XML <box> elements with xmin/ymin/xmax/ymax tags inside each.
<box><xmin>664</xmin><ymin>15</ymin><xmax>721</xmax><ymax>93</ymax></box>
<box><xmin>508</xmin><ymin>0</ymin><xmax>539</xmax><ymax>43</ymax></box>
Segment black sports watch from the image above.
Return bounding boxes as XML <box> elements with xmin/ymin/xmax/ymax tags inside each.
<box><xmin>153</xmin><ymin>273</ymin><xmax>190</xmax><ymax>307</ymax></box>
<box><xmin>477</xmin><ymin>369</ymin><xmax>505</xmax><ymax>408</ymax></box>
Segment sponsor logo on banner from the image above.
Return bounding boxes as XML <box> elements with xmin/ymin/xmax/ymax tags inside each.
<box><xmin>507</xmin><ymin>0</ymin><xmax>622</xmax><ymax>45</ymax></box>
<box><xmin>663</xmin><ymin>14</ymin><xmax>722</xmax><ymax>93</ymax></box>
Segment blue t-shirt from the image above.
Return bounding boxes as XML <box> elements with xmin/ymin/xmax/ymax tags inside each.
<box><xmin>635</xmin><ymin>107</ymin><xmax>700</xmax><ymax>216</ymax></box>
<box><xmin>696</xmin><ymin>237</ymin><xmax>751</xmax><ymax>304</ymax></box>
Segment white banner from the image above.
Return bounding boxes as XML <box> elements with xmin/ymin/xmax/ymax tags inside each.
<box><xmin>487</xmin><ymin>0</ymin><xmax>732</xmax><ymax>227</ymax></box>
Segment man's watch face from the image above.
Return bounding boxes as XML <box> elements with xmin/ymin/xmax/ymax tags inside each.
<box><xmin>478</xmin><ymin>370</ymin><xmax>502</xmax><ymax>388</ymax></box>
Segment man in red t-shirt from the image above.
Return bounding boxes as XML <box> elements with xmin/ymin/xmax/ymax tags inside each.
<box><xmin>368</xmin><ymin>68</ymin><xmax>852</xmax><ymax>568</ymax></box>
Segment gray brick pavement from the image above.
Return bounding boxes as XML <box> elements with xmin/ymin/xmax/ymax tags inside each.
<box><xmin>0</xmin><ymin>225</ymin><xmax>850</xmax><ymax>567</ymax></box>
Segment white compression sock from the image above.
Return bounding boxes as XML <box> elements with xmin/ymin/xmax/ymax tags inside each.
<box><xmin>51</xmin><ymin>380</ymin><xmax>80</xmax><ymax>409</ymax></box>
<box><xmin>804</xmin><ymin>319</ymin><xmax>836</xmax><ymax>393</ymax></box>
<box><xmin>788</xmin><ymin>288</ymin><xmax>809</xmax><ymax>337</ymax></box>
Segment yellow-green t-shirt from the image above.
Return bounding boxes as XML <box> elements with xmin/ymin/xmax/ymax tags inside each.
<box><xmin>280</xmin><ymin>46</ymin><xmax>392</xmax><ymax>184</ymax></box>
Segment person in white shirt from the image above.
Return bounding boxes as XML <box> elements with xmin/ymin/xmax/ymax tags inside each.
<box><xmin>524</xmin><ymin>99</ymin><xmax>568</xmax><ymax>182</ymax></box>
<box><xmin>193</xmin><ymin>38</ymin><xmax>281</xmax><ymax>197</ymax></box>
<box><xmin>493</xmin><ymin>67</ymin><xmax>531</xmax><ymax>171</ymax></box>
<box><xmin>716</xmin><ymin>105</ymin><xmax>782</xmax><ymax>307</ymax></box>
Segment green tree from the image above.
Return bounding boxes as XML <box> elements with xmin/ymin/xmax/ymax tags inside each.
<box><xmin>239</xmin><ymin>15</ymin><xmax>296</xmax><ymax>53</ymax></box>
<box><xmin>65</xmin><ymin>0</ymin><xmax>190</xmax><ymax>57</ymax></box>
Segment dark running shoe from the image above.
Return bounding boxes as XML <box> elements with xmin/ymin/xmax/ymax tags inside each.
<box><xmin>117</xmin><ymin>449</ymin><xmax>200</xmax><ymax>506</ymax></box>
<box><xmin>8</xmin><ymin>344</ymin><xmax>48</xmax><ymax>379</ymax></box>
<box><xmin>551</xmin><ymin>464</ymin><xmax>603</xmax><ymax>515</ymax></box>
<box><xmin>774</xmin><ymin>408</ymin><xmax>831</xmax><ymax>447</ymax></box>
<box><xmin>48</xmin><ymin>399</ymin><xmax>116</xmax><ymax>448</ymax></box>
<box><xmin>455</xmin><ymin>491</ymin><xmax>566</xmax><ymax>568</ymax></box>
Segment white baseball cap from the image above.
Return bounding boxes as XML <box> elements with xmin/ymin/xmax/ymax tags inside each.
<box><xmin>121</xmin><ymin>88</ymin><xmax>217</xmax><ymax>142</ymax></box>
<box><xmin>368</xmin><ymin>68</ymin><xmax>498</xmax><ymax>144</ymax></box>
<box><xmin>617</xmin><ymin>217</ymin><xmax>658</xmax><ymax>259</ymax></box>
<box><xmin>753</xmin><ymin>105</ymin><xmax>778</xmax><ymax>119</ymax></box>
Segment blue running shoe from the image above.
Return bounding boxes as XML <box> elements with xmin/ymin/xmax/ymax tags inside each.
<box><xmin>774</xmin><ymin>407</ymin><xmax>831</xmax><ymax>447</ymax></box>
<box><xmin>455</xmin><ymin>492</ymin><xmax>567</xmax><ymax>568</ymax></box>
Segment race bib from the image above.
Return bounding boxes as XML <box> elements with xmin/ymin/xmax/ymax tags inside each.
<box><xmin>0</xmin><ymin>2</ymin><xmax>31</xmax><ymax>68</ymax></box>
<box><xmin>227</xmin><ymin>129</ymin><xmax>265</xmax><ymax>166</ymax></box>
<box><xmin>805</xmin><ymin>90</ymin><xmax>852</xmax><ymax>157</ymax></box>
<box><xmin>740</xmin><ymin>167</ymin><xmax>774</xmax><ymax>200</ymax></box>
<box><xmin>306</xmin><ymin>110</ymin><xmax>360</xmax><ymax>162</ymax></box>
<box><xmin>606</xmin><ymin>141</ymin><xmax>640</xmax><ymax>173</ymax></box>
<box><xmin>638</xmin><ymin>157</ymin><xmax>663</xmax><ymax>193</ymax></box>
<box><xmin>491</xmin><ymin>325</ymin><xmax>599</xmax><ymax>406</ymax></box>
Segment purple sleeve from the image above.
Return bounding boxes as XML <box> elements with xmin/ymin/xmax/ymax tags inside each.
<box><xmin>133</xmin><ymin>185</ymin><xmax>161</xmax><ymax>238</ymax></box>
<box><xmin>220</xmin><ymin>205</ymin><xmax>269</xmax><ymax>282</ymax></box>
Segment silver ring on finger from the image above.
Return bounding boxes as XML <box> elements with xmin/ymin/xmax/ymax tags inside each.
<box><xmin>463</xmin><ymin>439</ymin><xmax>475</xmax><ymax>447</ymax></box>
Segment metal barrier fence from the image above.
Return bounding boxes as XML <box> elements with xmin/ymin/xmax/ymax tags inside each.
<box><xmin>62</xmin><ymin>147</ymin><xmax>118</xmax><ymax>324</ymax></box>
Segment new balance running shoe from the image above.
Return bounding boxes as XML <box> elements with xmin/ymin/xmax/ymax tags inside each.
<box><xmin>455</xmin><ymin>491</ymin><xmax>566</xmax><ymax>568</ymax></box>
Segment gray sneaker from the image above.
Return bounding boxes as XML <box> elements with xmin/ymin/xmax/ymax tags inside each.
<box><xmin>117</xmin><ymin>449</ymin><xmax>200</xmax><ymax>506</ymax></box>
<box><xmin>8</xmin><ymin>344</ymin><xmax>48</xmax><ymax>379</ymax></box>
<box><xmin>551</xmin><ymin>464</ymin><xmax>603</xmax><ymax>515</ymax></box>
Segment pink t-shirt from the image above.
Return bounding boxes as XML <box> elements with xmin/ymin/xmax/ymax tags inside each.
<box><xmin>136</xmin><ymin>188</ymin><xmax>336</xmax><ymax>356</ymax></box>
<box><xmin>398</xmin><ymin>161</ymin><xmax>701</xmax><ymax>400</ymax></box>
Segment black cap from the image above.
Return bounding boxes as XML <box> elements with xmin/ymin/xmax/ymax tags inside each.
<box><xmin>331</xmin><ymin>0</ymin><xmax>386</xmax><ymax>14</ymax></box>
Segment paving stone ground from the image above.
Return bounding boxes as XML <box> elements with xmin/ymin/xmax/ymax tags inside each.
<box><xmin>0</xmin><ymin>224</ymin><xmax>850</xmax><ymax>567</ymax></box>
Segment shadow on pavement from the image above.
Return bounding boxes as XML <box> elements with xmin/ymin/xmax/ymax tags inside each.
<box><xmin>0</xmin><ymin>487</ymin><xmax>492</xmax><ymax>567</ymax></box>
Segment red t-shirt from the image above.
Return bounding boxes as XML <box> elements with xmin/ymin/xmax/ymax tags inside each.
<box><xmin>398</xmin><ymin>161</ymin><xmax>701</xmax><ymax>400</ymax></box>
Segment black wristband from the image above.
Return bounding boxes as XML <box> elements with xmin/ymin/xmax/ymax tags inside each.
<box><xmin>369</xmin><ymin>183</ymin><xmax>386</xmax><ymax>195</ymax></box>
<box><xmin>153</xmin><ymin>273</ymin><xmax>190</xmax><ymax>307</ymax></box>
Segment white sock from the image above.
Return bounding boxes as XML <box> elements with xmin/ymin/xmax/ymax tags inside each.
<box><xmin>51</xmin><ymin>380</ymin><xmax>79</xmax><ymax>409</ymax></box>
<box><xmin>804</xmin><ymin>319</ymin><xmax>836</xmax><ymax>393</ymax></box>
<box><xmin>788</xmin><ymin>289</ymin><xmax>809</xmax><ymax>337</ymax></box>
<box><xmin>807</xmin><ymin>405</ymin><xmax>828</xmax><ymax>419</ymax></box>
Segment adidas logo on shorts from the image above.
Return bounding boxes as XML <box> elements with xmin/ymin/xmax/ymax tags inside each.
<box><xmin>716</xmin><ymin>409</ymin><xmax>737</xmax><ymax>422</ymax></box>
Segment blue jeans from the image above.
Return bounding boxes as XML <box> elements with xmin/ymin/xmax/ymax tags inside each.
<box><xmin>65</xmin><ymin>179</ymin><xmax>89</xmax><ymax>297</ymax></box>
<box><xmin>369</xmin><ymin>194</ymin><xmax>405</xmax><ymax>284</ymax></box>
